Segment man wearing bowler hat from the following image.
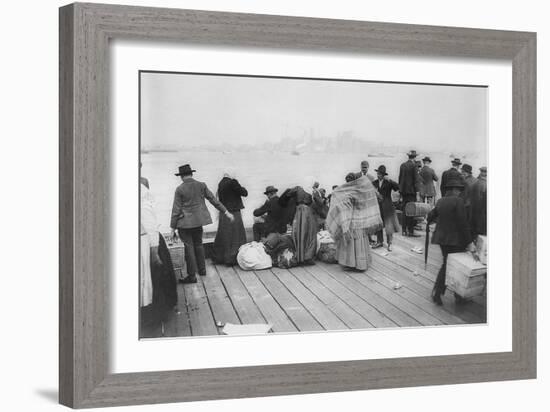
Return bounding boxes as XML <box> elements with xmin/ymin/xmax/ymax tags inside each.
<box><xmin>440</xmin><ymin>158</ymin><xmax>466</xmax><ymax>196</ymax></box>
<box><xmin>398</xmin><ymin>150</ymin><xmax>422</xmax><ymax>237</ymax></box>
<box><xmin>419</xmin><ymin>156</ymin><xmax>438</xmax><ymax>206</ymax></box>
<box><xmin>252</xmin><ymin>185</ymin><xmax>286</xmax><ymax>241</ymax></box>
<box><xmin>461</xmin><ymin>163</ymin><xmax>477</xmax><ymax>224</ymax></box>
<box><xmin>170</xmin><ymin>164</ymin><xmax>234</xmax><ymax>284</ymax></box>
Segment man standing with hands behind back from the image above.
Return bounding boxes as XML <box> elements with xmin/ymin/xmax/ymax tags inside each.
<box><xmin>170</xmin><ymin>164</ymin><xmax>234</xmax><ymax>284</ymax></box>
<box><xmin>398</xmin><ymin>150</ymin><xmax>421</xmax><ymax>237</ymax></box>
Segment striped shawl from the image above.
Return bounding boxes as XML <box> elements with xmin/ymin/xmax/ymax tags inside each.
<box><xmin>326</xmin><ymin>176</ymin><xmax>383</xmax><ymax>241</ymax></box>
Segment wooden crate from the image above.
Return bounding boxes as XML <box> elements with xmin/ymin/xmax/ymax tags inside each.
<box><xmin>163</xmin><ymin>235</ymin><xmax>185</xmax><ymax>280</ymax></box>
<box><xmin>446</xmin><ymin>252</ymin><xmax>487</xmax><ymax>299</ymax></box>
<box><xmin>476</xmin><ymin>235</ymin><xmax>488</xmax><ymax>265</ymax></box>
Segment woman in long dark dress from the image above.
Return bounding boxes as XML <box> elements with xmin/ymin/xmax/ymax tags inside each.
<box><xmin>212</xmin><ymin>171</ymin><xmax>248</xmax><ymax>265</ymax></box>
<box><xmin>279</xmin><ymin>180</ymin><xmax>317</xmax><ymax>264</ymax></box>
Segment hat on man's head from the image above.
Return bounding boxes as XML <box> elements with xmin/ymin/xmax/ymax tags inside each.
<box><xmin>374</xmin><ymin>165</ymin><xmax>388</xmax><ymax>176</ymax></box>
<box><xmin>479</xmin><ymin>166</ymin><xmax>487</xmax><ymax>173</ymax></box>
<box><xmin>461</xmin><ymin>164</ymin><xmax>473</xmax><ymax>174</ymax></box>
<box><xmin>422</xmin><ymin>156</ymin><xmax>432</xmax><ymax>163</ymax></box>
<box><xmin>407</xmin><ymin>150</ymin><xmax>418</xmax><ymax>158</ymax></box>
<box><xmin>264</xmin><ymin>185</ymin><xmax>278</xmax><ymax>195</ymax></box>
<box><xmin>445</xmin><ymin>177</ymin><xmax>465</xmax><ymax>189</ymax></box>
<box><xmin>175</xmin><ymin>164</ymin><xmax>196</xmax><ymax>176</ymax></box>
<box><xmin>451</xmin><ymin>158</ymin><xmax>462</xmax><ymax>166</ymax></box>
<box><xmin>360</xmin><ymin>160</ymin><xmax>369</xmax><ymax>167</ymax></box>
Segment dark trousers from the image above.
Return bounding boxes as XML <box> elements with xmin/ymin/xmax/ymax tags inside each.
<box><xmin>178</xmin><ymin>227</ymin><xmax>206</xmax><ymax>277</ymax></box>
<box><xmin>433</xmin><ymin>244</ymin><xmax>464</xmax><ymax>297</ymax></box>
<box><xmin>375</xmin><ymin>229</ymin><xmax>384</xmax><ymax>244</ymax></box>
<box><xmin>252</xmin><ymin>222</ymin><xmax>266</xmax><ymax>242</ymax></box>
<box><xmin>402</xmin><ymin>194</ymin><xmax>416</xmax><ymax>235</ymax></box>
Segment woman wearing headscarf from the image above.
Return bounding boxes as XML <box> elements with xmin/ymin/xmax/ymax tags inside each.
<box><xmin>279</xmin><ymin>176</ymin><xmax>318</xmax><ymax>264</ymax></box>
<box><xmin>212</xmin><ymin>170</ymin><xmax>248</xmax><ymax>265</ymax></box>
<box><xmin>326</xmin><ymin>173</ymin><xmax>383</xmax><ymax>271</ymax></box>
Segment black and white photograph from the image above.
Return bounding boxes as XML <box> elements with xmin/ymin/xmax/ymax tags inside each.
<box><xmin>139</xmin><ymin>71</ymin><xmax>488</xmax><ymax>339</ymax></box>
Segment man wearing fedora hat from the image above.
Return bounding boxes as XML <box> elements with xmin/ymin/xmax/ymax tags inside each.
<box><xmin>461</xmin><ymin>163</ymin><xmax>478</xmax><ymax>225</ymax></box>
<box><xmin>252</xmin><ymin>185</ymin><xmax>286</xmax><ymax>241</ymax></box>
<box><xmin>398</xmin><ymin>150</ymin><xmax>422</xmax><ymax>237</ymax></box>
<box><xmin>170</xmin><ymin>164</ymin><xmax>234</xmax><ymax>284</ymax></box>
<box><xmin>373</xmin><ymin>165</ymin><xmax>401</xmax><ymax>251</ymax></box>
<box><xmin>440</xmin><ymin>158</ymin><xmax>466</xmax><ymax>196</ymax></box>
<box><xmin>419</xmin><ymin>156</ymin><xmax>438</xmax><ymax>206</ymax></box>
<box><xmin>427</xmin><ymin>176</ymin><xmax>475</xmax><ymax>305</ymax></box>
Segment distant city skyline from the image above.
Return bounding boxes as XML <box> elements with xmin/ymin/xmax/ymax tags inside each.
<box><xmin>141</xmin><ymin>72</ymin><xmax>487</xmax><ymax>156</ymax></box>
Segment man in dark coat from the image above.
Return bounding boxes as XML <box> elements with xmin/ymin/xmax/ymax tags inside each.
<box><xmin>170</xmin><ymin>164</ymin><xmax>234</xmax><ymax>284</ymax></box>
<box><xmin>470</xmin><ymin>166</ymin><xmax>487</xmax><ymax>236</ymax></box>
<box><xmin>419</xmin><ymin>156</ymin><xmax>438</xmax><ymax>205</ymax></box>
<box><xmin>398</xmin><ymin>150</ymin><xmax>421</xmax><ymax>236</ymax></box>
<box><xmin>252</xmin><ymin>185</ymin><xmax>286</xmax><ymax>241</ymax></box>
<box><xmin>427</xmin><ymin>177</ymin><xmax>475</xmax><ymax>305</ymax></box>
<box><xmin>373</xmin><ymin>165</ymin><xmax>401</xmax><ymax>250</ymax></box>
<box><xmin>461</xmin><ymin>163</ymin><xmax>478</xmax><ymax>225</ymax></box>
<box><xmin>440</xmin><ymin>158</ymin><xmax>466</xmax><ymax>195</ymax></box>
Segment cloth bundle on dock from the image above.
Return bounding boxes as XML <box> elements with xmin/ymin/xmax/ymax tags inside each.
<box><xmin>236</xmin><ymin>242</ymin><xmax>272</xmax><ymax>271</ymax></box>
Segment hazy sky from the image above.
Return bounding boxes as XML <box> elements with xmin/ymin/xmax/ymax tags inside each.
<box><xmin>141</xmin><ymin>72</ymin><xmax>487</xmax><ymax>153</ymax></box>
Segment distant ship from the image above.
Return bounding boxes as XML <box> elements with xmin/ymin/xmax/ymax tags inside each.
<box><xmin>368</xmin><ymin>153</ymin><xmax>393</xmax><ymax>158</ymax></box>
<box><xmin>291</xmin><ymin>142</ymin><xmax>307</xmax><ymax>156</ymax></box>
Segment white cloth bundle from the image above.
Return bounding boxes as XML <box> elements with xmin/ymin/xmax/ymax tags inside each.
<box><xmin>237</xmin><ymin>242</ymin><xmax>273</xmax><ymax>271</ymax></box>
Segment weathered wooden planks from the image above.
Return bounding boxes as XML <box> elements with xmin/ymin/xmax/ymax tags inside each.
<box><xmin>287</xmin><ymin>266</ymin><xmax>374</xmax><ymax>329</ymax></box>
<box><xmin>304</xmin><ymin>264</ymin><xmax>399</xmax><ymax>328</ymax></box>
<box><xmin>271</xmin><ymin>267</ymin><xmax>349</xmax><ymax>331</ymax></box>
<box><xmin>203</xmin><ymin>262</ymin><xmax>241</xmax><ymax>326</ymax></box>
<box><xmin>183</xmin><ymin>279</ymin><xmax>219</xmax><ymax>336</ymax></box>
<box><xmin>159</xmin><ymin>238</ymin><xmax>486</xmax><ymax>337</ymax></box>
<box><xmin>216</xmin><ymin>265</ymin><xmax>267</xmax><ymax>325</ymax></box>
<box><xmin>235</xmin><ymin>268</ymin><xmax>298</xmax><ymax>333</ymax></box>
<box><xmin>258</xmin><ymin>269</ymin><xmax>324</xmax><ymax>331</ymax></box>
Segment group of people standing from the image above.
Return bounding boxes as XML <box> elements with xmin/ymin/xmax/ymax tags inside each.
<box><xmin>140</xmin><ymin>151</ymin><xmax>488</xmax><ymax>329</ymax></box>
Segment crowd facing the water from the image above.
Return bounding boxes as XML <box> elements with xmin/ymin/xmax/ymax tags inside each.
<box><xmin>139</xmin><ymin>150</ymin><xmax>487</xmax><ymax>334</ymax></box>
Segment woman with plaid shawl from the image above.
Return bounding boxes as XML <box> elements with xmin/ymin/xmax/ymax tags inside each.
<box><xmin>326</xmin><ymin>174</ymin><xmax>383</xmax><ymax>271</ymax></box>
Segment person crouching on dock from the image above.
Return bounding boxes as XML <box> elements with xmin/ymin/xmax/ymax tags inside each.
<box><xmin>252</xmin><ymin>185</ymin><xmax>287</xmax><ymax>241</ymax></box>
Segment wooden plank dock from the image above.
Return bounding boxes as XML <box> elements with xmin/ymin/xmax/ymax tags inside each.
<box><xmin>157</xmin><ymin>233</ymin><xmax>486</xmax><ymax>338</ymax></box>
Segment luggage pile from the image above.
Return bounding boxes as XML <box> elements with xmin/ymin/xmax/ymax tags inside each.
<box><xmin>316</xmin><ymin>230</ymin><xmax>337</xmax><ymax>263</ymax></box>
<box><xmin>446</xmin><ymin>251</ymin><xmax>487</xmax><ymax>299</ymax></box>
<box><xmin>164</xmin><ymin>233</ymin><xmax>185</xmax><ymax>280</ymax></box>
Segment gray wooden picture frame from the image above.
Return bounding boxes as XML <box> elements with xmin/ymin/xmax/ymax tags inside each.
<box><xmin>59</xmin><ymin>2</ymin><xmax>536</xmax><ymax>408</ymax></box>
